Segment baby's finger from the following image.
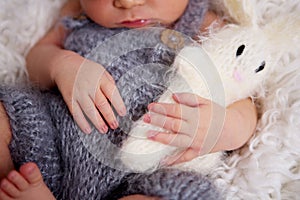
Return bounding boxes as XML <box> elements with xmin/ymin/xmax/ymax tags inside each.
<box><xmin>172</xmin><ymin>93</ymin><xmax>210</xmax><ymax>107</ymax></box>
<box><xmin>147</xmin><ymin>103</ymin><xmax>193</xmax><ymax>121</ymax></box>
<box><xmin>71</xmin><ymin>101</ymin><xmax>92</xmax><ymax>134</ymax></box>
<box><xmin>147</xmin><ymin>131</ymin><xmax>193</xmax><ymax>148</ymax></box>
<box><xmin>161</xmin><ymin>148</ymin><xmax>199</xmax><ymax>166</ymax></box>
<box><xmin>143</xmin><ymin>113</ymin><xmax>190</xmax><ymax>134</ymax></box>
<box><xmin>101</xmin><ymin>71</ymin><xmax>126</xmax><ymax>117</ymax></box>
<box><xmin>95</xmin><ymin>90</ymin><xmax>118</xmax><ymax>130</ymax></box>
<box><xmin>79</xmin><ymin>96</ymin><xmax>108</xmax><ymax>134</ymax></box>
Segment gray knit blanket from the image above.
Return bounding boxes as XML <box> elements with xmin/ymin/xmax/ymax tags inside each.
<box><xmin>1</xmin><ymin>0</ymin><xmax>222</xmax><ymax>199</ymax></box>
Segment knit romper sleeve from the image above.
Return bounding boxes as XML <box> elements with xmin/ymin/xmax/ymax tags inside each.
<box><xmin>0</xmin><ymin>86</ymin><xmax>63</xmax><ymax>197</ymax></box>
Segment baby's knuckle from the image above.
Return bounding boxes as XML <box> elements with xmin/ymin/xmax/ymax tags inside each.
<box><xmin>182</xmin><ymin>152</ymin><xmax>192</xmax><ymax>162</ymax></box>
<box><xmin>104</xmin><ymin>71</ymin><xmax>115</xmax><ymax>83</ymax></box>
<box><xmin>192</xmin><ymin>144</ymin><xmax>202</xmax><ymax>153</ymax></box>
<box><xmin>192</xmin><ymin>136</ymin><xmax>204</xmax><ymax>149</ymax></box>
<box><xmin>103</xmin><ymin>111</ymin><xmax>114</xmax><ymax>119</ymax></box>
<box><xmin>71</xmin><ymin>110</ymin><xmax>81</xmax><ymax>119</ymax></box>
<box><xmin>84</xmin><ymin>105</ymin><xmax>96</xmax><ymax>114</ymax></box>
<box><xmin>173</xmin><ymin>105</ymin><xmax>181</xmax><ymax>116</ymax></box>
<box><xmin>96</xmin><ymin>100</ymin><xmax>109</xmax><ymax>109</ymax></box>
<box><xmin>68</xmin><ymin>103</ymin><xmax>76</xmax><ymax>113</ymax></box>
<box><xmin>64</xmin><ymin>89</ymin><xmax>74</xmax><ymax>100</ymax></box>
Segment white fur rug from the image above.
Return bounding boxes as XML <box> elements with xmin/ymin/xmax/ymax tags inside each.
<box><xmin>1</xmin><ymin>0</ymin><xmax>300</xmax><ymax>199</ymax></box>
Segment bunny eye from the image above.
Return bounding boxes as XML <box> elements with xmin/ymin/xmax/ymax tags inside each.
<box><xmin>255</xmin><ymin>61</ymin><xmax>266</xmax><ymax>73</ymax></box>
<box><xmin>236</xmin><ymin>44</ymin><xmax>245</xmax><ymax>57</ymax></box>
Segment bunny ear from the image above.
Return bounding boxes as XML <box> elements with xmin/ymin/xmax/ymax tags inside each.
<box><xmin>224</xmin><ymin>0</ymin><xmax>257</xmax><ymax>26</ymax></box>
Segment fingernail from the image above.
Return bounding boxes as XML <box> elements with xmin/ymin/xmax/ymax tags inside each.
<box><xmin>119</xmin><ymin>107</ymin><xmax>127</xmax><ymax>116</ymax></box>
<box><xmin>100</xmin><ymin>125</ymin><xmax>108</xmax><ymax>134</ymax></box>
<box><xmin>143</xmin><ymin>114</ymin><xmax>151</xmax><ymax>123</ymax></box>
<box><xmin>84</xmin><ymin>126</ymin><xmax>92</xmax><ymax>134</ymax></box>
<box><xmin>147</xmin><ymin>130</ymin><xmax>158</xmax><ymax>138</ymax></box>
<box><xmin>172</xmin><ymin>93</ymin><xmax>179</xmax><ymax>101</ymax></box>
<box><xmin>25</xmin><ymin>164</ymin><xmax>35</xmax><ymax>175</ymax></box>
<box><xmin>110</xmin><ymin>121</ymin><xmax>119</xmax><ymax>129</ymax></box>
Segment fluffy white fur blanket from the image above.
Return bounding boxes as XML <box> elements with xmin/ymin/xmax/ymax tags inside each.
<box><xmin>1</xmin><ymin>0</ymin><xmax>300</xmax><ymax>199</ymax></box>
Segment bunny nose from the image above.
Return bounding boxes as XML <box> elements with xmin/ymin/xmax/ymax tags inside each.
<box><xmin>114</xmin><ymin>0</ymin><xmax>146</xmax><ymax>9</ymax></box>
<box><xmin>233</xmin><ymin>70</ymin><xmax>242</xmax><ymax>82</ymax></box>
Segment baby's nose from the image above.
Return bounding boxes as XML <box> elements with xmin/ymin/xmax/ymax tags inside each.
<box><xmin>114</xmin><ymin>0</ymin><xmax>146</xmax><ymax>9</ymax></box>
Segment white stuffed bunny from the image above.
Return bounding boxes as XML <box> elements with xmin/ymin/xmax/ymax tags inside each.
<box><xmin>120</xmin><ymin>0</ymin><xmax>300</xmax><ymax>174</ymax></box>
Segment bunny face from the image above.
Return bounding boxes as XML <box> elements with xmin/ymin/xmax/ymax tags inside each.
<box><xmin>201</xmin><ymin>25</ymin><xmax>272</xmax><ymax>103</ymax></box>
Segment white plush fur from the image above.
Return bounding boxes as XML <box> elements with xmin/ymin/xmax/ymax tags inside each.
<box><xmin>0</xmin><ymin>0</ymin><xmax>66</xmax><ymax>84</ymax></box>
<box><xmin>1</xmin><ymin>0</ymin><xmax>300</xmax><ymax>199</ymax></box>
<box><xmin>210</xmin><ymin>1</ymin><xmax>300</xmax><ymax>199</ymax></box>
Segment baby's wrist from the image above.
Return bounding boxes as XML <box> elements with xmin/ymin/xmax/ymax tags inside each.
<box><xmin>222</xmin><ymin>107</ymin><xmax>245</xmax><ymax>151</ymax></box>
<box><xmin>222</xmin><ymin>99</ymin><xmax>256</xmax><ymax>151</ymax></box>
<box><xmin>50</xmin><ymin>49</ymin><xmax>83</xmax><ymax>85</ymax></box>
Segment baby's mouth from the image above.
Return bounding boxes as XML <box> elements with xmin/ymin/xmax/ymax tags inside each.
<box><xmin>120</xmin><ymin>19</ymin><xmax>157</xmax><ymax>28</ymax></box>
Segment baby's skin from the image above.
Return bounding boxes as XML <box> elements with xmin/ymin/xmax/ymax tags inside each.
<box><xmin>0</xmin><ymin>162</ymin><xmax>55</xmax><ymax>200</ymax></box>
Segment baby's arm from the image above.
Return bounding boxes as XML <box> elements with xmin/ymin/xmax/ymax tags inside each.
<box><xmin>146</xmin><ymin>94</ymin><xmax>257</xmax><ymax>165</ymax></box>
<box><xmin>0</xmin><ymin>102</ymin><xmax>14</xmax><ymax>179</ymax></box>
<box><xmin>26</xmin><ymin>0</ymin><xmax>81</xmax><ymax>88</ymax></box>
<box><xmin>214</xmin><ymin>98</ymin><xmax>257</xmax><ymax>152</ymax></box>
<box><xmin>26</xmin><ymin>0</ymin><xmax>126</xmax><ymax>134</ymax></box>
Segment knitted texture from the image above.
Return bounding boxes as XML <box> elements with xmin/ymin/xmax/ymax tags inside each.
<box><xmin>1</xmin><ymin>86</ymin><xmax>221</xmax><ymax>199</ymax></box>
<box><xmin>111</xmin><ymin>169</ymin><xmax>221</xmax><ymax>199</ymax></box>
<box><xmin>0</xmin><ymin>87</ymin><xmax>63</xmax><ymax>197</ymax></box>
<box><xmin>0</xmin><ymin>86</ymin><xmax>126</xmax><ymax>199</ymax></box>
<box><xmin>1</xmin><ymin>0</ymin><xmax>221</xmax><ymax>199</ymax></box>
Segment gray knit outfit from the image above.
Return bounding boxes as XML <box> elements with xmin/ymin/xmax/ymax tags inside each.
<box><xmin>1</xmin><ymin>0</ymin><xmax>222</xmax><ymax>199</ymax></box>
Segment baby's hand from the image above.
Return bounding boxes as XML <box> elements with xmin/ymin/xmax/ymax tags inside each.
<box><xmin>143</xmin><ymin>93</ymin><xmax>225</xmax><ymax>165</ymax></box>
<box><xmin>53</xmin><ymin>53</ymin><xmax>126</xmax><ymax>134</ymax></box>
